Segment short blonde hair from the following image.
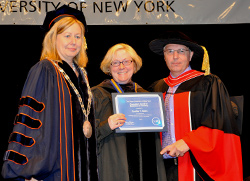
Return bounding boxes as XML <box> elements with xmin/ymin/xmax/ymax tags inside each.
<box><xmin>40</xmin><ymin>17</ymin><xmax>88</xmax><ymax>67</ymax></box>
<box><xmin>100</xmin><ymin>43</ymin><xmax>142</xmax><ymax>74</ymax></box>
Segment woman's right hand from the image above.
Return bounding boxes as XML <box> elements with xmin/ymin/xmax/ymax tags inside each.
<box><xmin>108</xmin><ymin>113</ymin><xmax>126</xmax><ymax>130</ymax></box>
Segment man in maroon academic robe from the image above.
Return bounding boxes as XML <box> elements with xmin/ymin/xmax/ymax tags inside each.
<box><xmin>149</xmin><ymin>31</ymin><xmax>243</xmax><ymax>181</ymax></box>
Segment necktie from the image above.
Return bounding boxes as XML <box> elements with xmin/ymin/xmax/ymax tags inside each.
<box><xmin>162</xmin><ymin>87</ymin><xmax>175</xmax><ymax>159</ymax></box>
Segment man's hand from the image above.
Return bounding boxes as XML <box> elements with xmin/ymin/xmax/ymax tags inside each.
<box><xmin>160</xmin><ymin>139</ymin><xmax>190</xmax><ymax>157</ymax></box>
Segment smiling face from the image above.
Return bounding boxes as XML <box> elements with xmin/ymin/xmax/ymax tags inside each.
<box><xmin>164</xmin><ymin>44</ymin><xmax>194</xmax><ymax>77</ymax></box>
<box><xmin>56</xmin><ymin>22</ymin><xmax>82</xmax><ymax>62</ymax></box>
<box><xmin>110</xmin><ymin>49</ymin><xmax>135</xmax><ymax>84</ymax></box>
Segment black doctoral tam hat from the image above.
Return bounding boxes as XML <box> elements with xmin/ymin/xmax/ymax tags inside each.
<box><xmin>149</xmin><ymin>31</ymin><xmax>204</xmax><ymax>58</ymax></box>
<box><xmin>149</xmin><ymin>31</ymin><xmax>210</xmax><ymax>75</ymax></box>
<box><xmin>41</xmin><ymin>5</ymin><xmax>87</xmax><ymax>33</ymax></box>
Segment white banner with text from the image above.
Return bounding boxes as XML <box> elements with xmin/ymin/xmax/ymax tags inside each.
<box><xmin>1</xmin><ymin>0</ymin><xmax>250</xmax><ymax>25</ymax></box>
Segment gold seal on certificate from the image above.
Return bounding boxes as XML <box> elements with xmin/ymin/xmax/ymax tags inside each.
<box><xmin>112</xmin><ymin>92</ymin><xmax>167</xmax><ymax>133</ymax></box>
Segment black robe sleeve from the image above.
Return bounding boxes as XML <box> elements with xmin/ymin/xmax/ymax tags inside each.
<box><xmin>91</xmin><ymin>86</ymin><xmax>114</xmax><ymax>152</ymax></box>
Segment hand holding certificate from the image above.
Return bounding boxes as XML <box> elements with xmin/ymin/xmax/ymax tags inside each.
<box><xmin>112</xmin><ymin>92</ymin><xmax>166</xmax><ymax>133</ymax></box>
<box><xmin>108</xmin><ymin>113</ymin><xmax>126</xmax><ymax>130</ymax></box>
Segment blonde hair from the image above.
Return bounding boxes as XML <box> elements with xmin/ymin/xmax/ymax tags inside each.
<box><xmin>100</xmin><ymin>43</ymin><xmax>142</xmax><ymax>74</ymax></box>
<box><xmin>40</xmin><ymin>17</ymin><xmax>88</xmax><ymax>67</ymax></box>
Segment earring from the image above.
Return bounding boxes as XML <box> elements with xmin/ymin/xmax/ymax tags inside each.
<box><xmin>107</xmin><ymin>70</ymin><xmax>112</xmax><ymax>76</ymax></box>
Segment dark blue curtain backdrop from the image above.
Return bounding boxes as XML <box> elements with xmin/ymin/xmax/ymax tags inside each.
<box><xmin>1</xmin><ymin>24</ymin><xmax>249</xmax><ymax>180</ymax></box>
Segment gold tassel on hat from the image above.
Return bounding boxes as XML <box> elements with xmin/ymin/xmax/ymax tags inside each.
<box><xmin>201</xmin><ymin>46</ymin><xmax>210</xmax><ymax>76</ymax></box>
<box><xmin>84</xmin><ymin>36</ymin><xmax>88</xmax><ymax>50</ymax></box>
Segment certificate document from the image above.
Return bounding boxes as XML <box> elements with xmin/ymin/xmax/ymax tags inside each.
<box><xmin>112</xmin><ymin>92</ymin><xmax>166</xmax><ymax>133</ymax></box>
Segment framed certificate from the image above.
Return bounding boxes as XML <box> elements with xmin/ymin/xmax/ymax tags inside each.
<box><xmin>112</xmin><ymin>92</ymin><xmax>166</xmax><ymax>133</ymax></box>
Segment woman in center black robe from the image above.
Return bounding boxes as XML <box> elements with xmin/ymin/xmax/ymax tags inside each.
<box><xmin>91</xmin><ymin>43</ymin><xmax>166</xmax><ymax>181</ymax></box>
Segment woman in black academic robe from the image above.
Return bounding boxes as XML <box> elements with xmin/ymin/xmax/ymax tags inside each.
<box><xmin>2</xmin><ymin>5</ymin><xmax>98</xmax><ymax>181</ymax></box>
<box><xmin>91</xmin><ymin>43</ymin><xmax>166</xmax><ymax>181</ymax></box>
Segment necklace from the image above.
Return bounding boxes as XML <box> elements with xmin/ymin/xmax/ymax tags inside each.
<box><xmin>52</xmin><ymin>60</ymin><xmax>93</xmax><ymax>138</ymax></box>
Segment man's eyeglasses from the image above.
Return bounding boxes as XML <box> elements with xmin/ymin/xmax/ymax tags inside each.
<box><xmin>111</xmin><ymin>60</ymin><xmax>133</xmax><ymax>67</ymax></box>
<box><xmin>164</xmin><ymin>48</ymin><xmax>190</xmax><ymax>55</ymax></box>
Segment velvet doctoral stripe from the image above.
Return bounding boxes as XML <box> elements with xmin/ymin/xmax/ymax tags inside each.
<box><xmin>58</xmin><ymin>61</ymin><xmax>98</xmax><ymax>181</ymax></box>
<box><xmin>19</xmin><ymin>96</ymin><xmax>45</xmax><ymax>112</ymax></box>
<box><xmin>9</xmin><ymin>132</ymin><xmax>35</xmax><ymax>147</ymax></box>
<box><xmin>14</xmin><ymin>113</ymin><xmax>42</xmax><ymax>129</ymax></box>
<box><xmin>173</xmin><ymin>92</ymin><xmax>194</xmax><ymax>181</ymax></box>
<box><xmin>4</xmin><ymin>150</ymin><xmax>28</xmax><ymax>165</ymax></box>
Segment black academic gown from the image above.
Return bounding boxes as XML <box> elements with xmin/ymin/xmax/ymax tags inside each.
<box><xmin>2</xmin><ymin>59</ymin><xmax>98</xmax><ymax>181</ymax></box>
<box><xmin>91</xmin><ymin>79</ymin><xmax>166</xmax><ymax>181</ymax></box>
<box><xmin>150</xmin><ymin>73</ymin><xmax>243</xmax><ymax>181</ymax></box>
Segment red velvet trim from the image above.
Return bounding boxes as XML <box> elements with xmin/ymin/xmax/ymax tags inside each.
<box><xmin>164</xmin><ymin>70</ymin><xmax>204</xmax><ymax>87</ymax></box>
<box><xmin>183</xmin><ymin>126</ymin><xmax>243</xmax><ymax>180</ymax></box>
<box><xmin>174</xmin><ymin>92</ymin><xmax>194</xmax><ymax>181</ymax></box>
